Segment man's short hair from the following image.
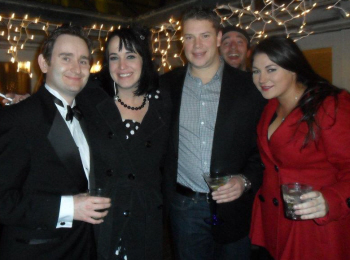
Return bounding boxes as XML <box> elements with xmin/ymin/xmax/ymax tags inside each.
<box><xmin>222</xmin><ymin>26</ymin><xmax>250</xmax><ymax>49</ymax></box>
<box><xmin>40</xmin><ymin>24</ymin><xmax>92</xmax><ymax>65</ymax></box>
<box><xmin>182</xmin><ymin>7</ymin><xmax>221</xmax><ymax>34</ymax></box>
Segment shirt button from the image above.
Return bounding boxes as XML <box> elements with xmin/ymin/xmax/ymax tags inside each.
<box><xmin>274</xmin><ymin>165</ymin><xmax>279</xmax><ymax>172</ymax></box>
<box><xmin>202</xmin><ymin>102</ymin><xmax>205</xmax><ymax>106</ymax></box>
<box><xmin>202</xmin><ymin>141</ymin><xmax>206</xmax><ymax>145</ymax></box>
<box><xmin>128</xmin><ymin>174</ymin><xmax>136</xmax><ymax>180</ymax></box>
<box><xmin>60</xmin><ymin>222</ymin><xmax>65</xmax><ymax>226</ymax></box>
<box><xmin>272</xmin><ymin>198</ymin><xmax>279</xmax><ymax>206</ymax></box>
<box><xmin>201</xmin><ymin>122</ymin><xmax>204</xmax><ymax>125</ymax></box>
<box><xmin>204</xmin><ymin>162</ymin><xmax>207</xmax><ymax>165</ymax></box>
<box><xmin>123</xmin><ymin>210</ymin><xmax>130</xmax><ymax>217</ymax></box>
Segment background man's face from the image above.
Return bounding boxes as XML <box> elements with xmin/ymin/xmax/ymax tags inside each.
<box><xmin>220</xmin><ymin>31</ymin><xmax>250</xmax><ymax>70</ymax></box>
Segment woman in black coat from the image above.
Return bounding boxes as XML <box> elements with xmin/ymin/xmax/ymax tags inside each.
<box><xmin>77</xmin><ymin>27</ymin><xmax>171</xmax><ymax>260</ymax></box>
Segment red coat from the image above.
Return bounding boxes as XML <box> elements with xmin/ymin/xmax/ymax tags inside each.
<box><xmin>250</xmin><ymin>91</ymin><xmax>350</xmax><ymax>260</ymax></box>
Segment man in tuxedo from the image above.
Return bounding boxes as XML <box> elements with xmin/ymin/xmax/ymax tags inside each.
<box><xmin>0</xmin><ymin>25</ymin><xmax>111</xmax><ymax>259</ymax></box>
<box><xmin>161</xmin><ymin>7</ymin><xmax>266</xmax><ymax>260</ymax></box>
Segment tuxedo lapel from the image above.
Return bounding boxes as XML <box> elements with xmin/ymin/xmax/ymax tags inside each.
<box><xmin>80</xmin><ymin>117</ymin><xmax>95</xmax><ymax>189</ymax></box>
<box><xmin>47</xmin><ymin>112</ymin><xmax>88</xmax><ymax>190</ymax></box>
<box><xmin>36</xmin><ymin>86</ymin><xmax>88</xmax><ymax>190</ymax></box>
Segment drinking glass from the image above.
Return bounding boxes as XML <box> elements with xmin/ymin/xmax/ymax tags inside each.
<box><xmin>88</xmin><ymin>188</ymin><xmax>109</xmax><ymax>219</ymax></box>
<box><xmin>282</xmin><ymin>183</ymin><xmax>313</xmax><ymax>220</ymax></box>
<box><xmin>202</xmin><ymin>173</ymin><xmax>231</xmax><ymax>225</ymax></box>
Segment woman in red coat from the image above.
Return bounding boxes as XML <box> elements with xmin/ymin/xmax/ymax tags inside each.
<box><xmin>249</xmin><ymin>36</ymin><xmax>350</xmax><ymax>260</ymax></box>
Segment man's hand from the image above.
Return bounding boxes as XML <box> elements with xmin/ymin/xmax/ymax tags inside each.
<box><xmin>2</xmin><ymin>93</ymin><xmax>30</xmax><ymax>105</ymax></box>
<box><xmin>212</xmin><ymin>175</ymin><xmax>245</xmax><ymax>203</ymax></box>
<box><xmin>73</xmin><ymin>193</ymin><xmax>111</xmax><ymax>224</ymax></box>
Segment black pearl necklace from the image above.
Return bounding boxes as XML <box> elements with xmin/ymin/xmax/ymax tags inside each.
<box><xmin>114</xmin><ymin>95</ymin><xmax>147</xmax><ymax>110</ymax></box>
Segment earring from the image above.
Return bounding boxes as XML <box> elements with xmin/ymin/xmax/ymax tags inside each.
<box><xmin>114</xmin><ymin>81</ymin><xmax>117</xmax><ymax>96</ymax></box>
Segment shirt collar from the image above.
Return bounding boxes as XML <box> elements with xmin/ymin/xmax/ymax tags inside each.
<box><xmin>186</xmin><ymin>58</ymin><xmax>224</xmax><ymax>83</ymax></box>
<box><xmin>45</xmin><ymin>84</ymin><xmax>76</xmax><ymax>109</ymax></box>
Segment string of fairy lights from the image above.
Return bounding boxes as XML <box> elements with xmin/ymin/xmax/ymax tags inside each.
<box><xmin>215</xmin><ymin>0</ymin><xmax>350</xmax><ymax>42</ymax></box>
<box><xmin>0</xmin><ymin>0</ymin><xmax>349</xmax><ymax>77</ymax></box>
<box><xmin>151</xmin><ymin>18</ymin><xmax>185</xmax><ymax>71</ymax></box>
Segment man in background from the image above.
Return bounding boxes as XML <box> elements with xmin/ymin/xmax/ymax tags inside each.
<box><xmin>220</xmin><ymin>26</ymin><xmax>251</xmax><ymax>71</ymax></box>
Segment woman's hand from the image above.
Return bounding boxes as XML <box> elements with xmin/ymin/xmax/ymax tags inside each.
<box><xmin>294</xmin><ymin>191</ymin><xmax>329</xmax><ymax>220</ymax></box>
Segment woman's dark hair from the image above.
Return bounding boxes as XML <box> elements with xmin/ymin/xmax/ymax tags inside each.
<box><xmin>98</xmin><ymin>26</ymin><xmax>159</xmax><ymax>96</ymax></box>
<box><xmin>252</xmin><ymin>36</ymin><xmax>341</xmax><ymax>146</ymax></box>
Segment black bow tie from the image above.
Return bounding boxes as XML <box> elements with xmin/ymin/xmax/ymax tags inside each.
<box><xmin>66</xmin><ymin>105</ymin><xmax>82</xmax><ymax>122</ymax></box>
<box><xmin>52</xmin><ymin>96</ymin><xmax>82</xmax><ymax>122</ymax></box>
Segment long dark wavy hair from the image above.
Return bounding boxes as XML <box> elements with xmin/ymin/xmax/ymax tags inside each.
<box><xmin>96</xmin><ymin>26</ymin><xmax>159</xmax><ymax>97</ymax></box>
<box><xmin>252</xmin><ymin>36</ymin><xmax>341</xmax><ymax>146</ymax></box>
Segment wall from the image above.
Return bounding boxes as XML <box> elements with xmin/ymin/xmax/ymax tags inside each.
<box><xmin>297</xmin><ymin>29</ymin><xmax>350</xmax><ymax>91</ymax></box>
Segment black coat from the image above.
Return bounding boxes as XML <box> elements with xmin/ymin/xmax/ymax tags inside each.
<box><xmin>160</xmin><ymin>64</ymin><xmax>267</xmax><ymax>244</ymax></box>
<box><xmin>77</xmin><ymin>82</ymin><xmax>172</xmax><ymax>260</ymax></box>
<box><xmin>0</xmin><ymin>86</ymin><xmax>96</xmax><ymax>259</ymax></box>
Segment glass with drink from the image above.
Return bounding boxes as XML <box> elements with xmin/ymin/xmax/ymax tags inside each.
<box><xmin>203</xmin><ymin>173</ymin><xmax>231</xmax><ymax>225</ymax></box>
<box><xmin>282</xmin><ymin>183</ymin><xmax>313</xmax><ymax>220</ymax></box>
<box><xmin>88</xmin><ymin>188</ymin><xmax>109</xmax><ymax>218</ymax></box>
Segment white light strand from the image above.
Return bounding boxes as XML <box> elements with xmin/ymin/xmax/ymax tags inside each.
<box><xmin>215</xmin><ymin>0</ymin><xmax>349</xmax><ymax>43</ymax></box>
<box><xmin>1</xmin><ymin>2</ymin><xmax>349</xmax><ymax>76</ymax></box>
<box><xmin>151</xmin><ymin>17</ymin><xmax>185</xmax><ymax>72</ymax></box>
<box><xmin>327</xmin><ymin>0</ymin><xmax>350</xmax><ymax>17</ymax></box>
<box><xmin>0</xmin><ymin>13</ymin><xmax>124</xmax><ymax>76</ymax></box>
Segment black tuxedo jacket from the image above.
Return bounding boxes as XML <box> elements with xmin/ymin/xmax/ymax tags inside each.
<box><xmin>0</xmin><ymin>86</ymin><xmax>96</xmax><ymax>259</ymax></box>
<box><xmin>160</xmin><ymin>64</ymin><xmax>267</xmax><ymax>244</ymax></box>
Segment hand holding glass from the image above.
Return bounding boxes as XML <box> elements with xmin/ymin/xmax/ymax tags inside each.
<box><xmin>88</xmin><ymin>188</ymin><xmax>110</xmax><ymax>219</ymax></box>
<box><xmin>282</xmin><ymin>183</ymin><xmax>313</xmax><ymax>220</ymax></box>
<box><xmin>203</xmin><ymin>174</ymin><xmax>231</xmax><ymax>225</ymax></box>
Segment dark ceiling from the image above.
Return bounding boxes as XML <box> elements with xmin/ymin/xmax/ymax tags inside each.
<box><xmin>0</xmin><ymin>0</ymin><xmax>230</xmax><ymax>27</ymax></box>
<box><xmin>1</xmin><ymin>0</ymin><xmax>350</xmax><ymax>51</ymax></box>
<box><xmin>1</xmin><ymin>0</ymin><xmax>350</xmax><ymax>31</ymax></box>
<box><xmin>29</xmin><ymin>0</ymin><xmax>181</xmax><ymax>18</ymax></box>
